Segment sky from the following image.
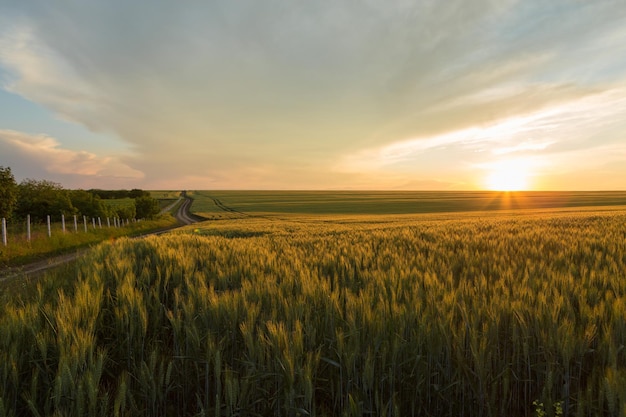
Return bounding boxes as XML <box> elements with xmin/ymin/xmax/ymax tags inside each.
<box><xmin>0</xmin><ymin>0</ymin><xmax>625</xmax><ymax>191</ymax></box>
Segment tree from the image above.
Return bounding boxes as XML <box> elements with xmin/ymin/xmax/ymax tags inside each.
<box><xmin>115</xmin><ymin>205</ymin><xmax>136</xmax><ymax>221</ymax></box>
<box><xmin>16</xmin><ymin>179</ymin><xmax>74</xmax><ymax>222</ymax></box>
<box><xmin>129</xmin><ymin>188</ymin><xmax>149</xmax><ymax>198</ymax></box>
<box><xmin>69</xmin><ymin>190</ymin><xmax>107</xmax><ymax>219</ymax></box>
<box><xmin>135</xmin><ymin>195</ymin><xmax>160</xmax><ymax>219</ymax></box>
<box><xmin>0</xmin><ymin>166</ymin><xmax>18</xmax><ymax>219</ymax></box>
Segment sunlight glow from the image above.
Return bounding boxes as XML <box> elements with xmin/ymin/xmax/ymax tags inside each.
<box><xmin>484</xmin><ymin>159</ymin><xmax>533</xmax><ymax>191</ymax></box>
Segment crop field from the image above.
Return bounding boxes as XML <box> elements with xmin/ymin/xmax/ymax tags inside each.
<box><xmin>1</xmin><ymin>193</ymin><xmax>626</xmax><ymax>416</ymax></box>
<box><xmin>189</xmin><ymin>190</ymin><xmax>626</xmax><ymax>216</ymax></box>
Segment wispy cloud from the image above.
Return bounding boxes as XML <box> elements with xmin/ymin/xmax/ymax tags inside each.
<box><xmin>492</xmin><ymin>141</ymin><xmax>555</xmax><ymax>155</ymax></box>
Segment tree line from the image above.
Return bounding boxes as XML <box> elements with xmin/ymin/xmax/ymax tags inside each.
<box><xmin>0</xmin><ymin>166</ymin><xmax>160</xmax><ymax>222</ymax></box>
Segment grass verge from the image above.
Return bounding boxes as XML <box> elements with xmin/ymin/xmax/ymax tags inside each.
<box><xmin>0</xmin><ymin>214</ymin><xmax>177</xmax><ymax>268</ymax></box>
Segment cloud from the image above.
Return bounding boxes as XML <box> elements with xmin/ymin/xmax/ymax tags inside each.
<box><xmin>492</xmin><ymin>141</ymin><xmax>555</xmax><ymax>155</ymax></box>
<box><xmin>0</xmin><ymin>1</ymin><xmax>625</xmax><ymax>189</ymax></box>
<box><xmin>0</xmin><ymin>129</ymin><xmax>144</xmax><ymax>187</ymax></box>
<box><xmin>336</xmin><ymin>88</ymin><xmax>626</xmax><ymax>189</ymax></box>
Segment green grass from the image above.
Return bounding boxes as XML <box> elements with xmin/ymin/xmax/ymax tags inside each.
<box><xmin>0</xmin><ymin>215</ymin><xmax>177</xmax><ymax>268</ymax></box>
<box><xmin>189</xmin><ymin>190</ymin><xmax>626</xmax><ymax>216</ymax></box>
<box><xmin>148</xmin><ymin>191</ymin><xmax>183</xmax><ymax>210</ymax></box>
<box><xmin>101</xmin><ymin>197</ymin><xmax>135</xmax><ymax>210</ymax></box>
<box><xmin>0</xmin><ymin>193</ymin><xmax>184</xmax><ymax>268</ymax></box>
<box><xmin>2</xmin><ymin>207</ymin><xmax>626</xmax><ymax>416</ymax></box>
<box><xmin>185</xmin><ymin>191</ymin><xmax>245</xmax><ymax>219</ymax></box>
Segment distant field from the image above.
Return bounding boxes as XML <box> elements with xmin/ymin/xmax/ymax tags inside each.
<box><xmin>189</xmin><ymin>190</ymin><xmax>626</xmax><ymax>216</ymax></box>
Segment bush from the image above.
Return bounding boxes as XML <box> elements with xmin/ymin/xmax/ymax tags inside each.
<box><xmin>135</xmin><ymin>196</ymin><xmax>160</xmax><ymax>219</ymax></box>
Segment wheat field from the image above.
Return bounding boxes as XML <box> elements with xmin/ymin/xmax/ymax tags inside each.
<box><xmin>1</xmin><ymin>207</ymin><xmax>626</xmax><ymax>416</ymax></box>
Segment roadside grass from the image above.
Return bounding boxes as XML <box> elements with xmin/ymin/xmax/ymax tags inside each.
<box><xmin>157</xmin><ymin>198</ymin><xmax>179</xmax><ymax>210</ymax></box>
<box><xmin>1</xmin><ymin>193</ymin><xmax>184</xmax><ymax>268</ymax></box>
<box><xmin>149</xmin><ymin>191</ymin><xmax>183</xmax><ymax>209</ymax></box>
<box><xmin>0</xmin><ymin>214</ymin><xmax>177</xmax><ymax>268</ymax></box>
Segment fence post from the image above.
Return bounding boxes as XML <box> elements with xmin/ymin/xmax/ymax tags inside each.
<box><xmin>27</xmin><ymin>214</ymin><xmax>31</xmax><ymax>242</ymax></box>
<box><xmin>62</xmin><ymin>214</ymin><xmax>66</xmax><ymax>233</ymax></box>
<box><xmin>83</xmin><ymin>215</ymin><xmax>87</xmax><ymax>233</ymax></box>
<box><xmin>92</xmin><ymin>218</ymin><xmax>96</xmax><ymax>229</ymax></box>
<box><xmin>74</xmin><ymin>215</ymin><xmax>78</xmax><ymax>232</ymax></box>
<box><xmin>47</xmin><ymin>215</ymin><xmax>51</xmax><ymax>238</ymax></box>
<box><xmin>107</xmin><ymin>217</ymin><xmax>110</xmax><ymax>228</ymax></box>
<box><xmin>2</xmin><ymin>218</ymin><xmax>6</xmax><ymax>246</ymax></box>
<box><xmin>98</xmin><ymin>217</ymin><xmax>102</xmax><ymax>228</ymax></box>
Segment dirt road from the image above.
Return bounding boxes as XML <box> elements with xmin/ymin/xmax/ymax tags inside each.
<box><xmin>174</xmin><ymin>196</ymin><xmax>203</xmax><ymax>225</ymax></box>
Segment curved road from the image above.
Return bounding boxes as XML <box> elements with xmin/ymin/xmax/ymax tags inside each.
<box><xmin>174</xmin><ymin>196</ymin><xmax>203</xmax><ymax>225</ymax></box>
<box><xmin>0</xmin><ymin>196</ymin><xmax>201</xmax><ymax>281</ymax></box>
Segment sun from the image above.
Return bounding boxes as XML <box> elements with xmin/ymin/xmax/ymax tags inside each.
<box><xmin>484</xmin><ymin>159</ymin><xmax>532</xmax><ymax>191</ymax></box>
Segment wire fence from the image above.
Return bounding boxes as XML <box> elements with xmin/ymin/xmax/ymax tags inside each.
<box><xmin>1</xmin><ymin>214</ymin><xmax>137</xmax><ymax>246</ymax></box>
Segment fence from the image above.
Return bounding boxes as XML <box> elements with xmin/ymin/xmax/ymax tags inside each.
<box><xmin>1</xmin><ymin>214</ymin><xmax>137</xmax><ymax>246</ymax></box>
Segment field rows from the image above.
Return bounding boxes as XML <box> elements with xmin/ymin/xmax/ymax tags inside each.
<box><xmin>1</xmin><ymin>208</ymin><xmax>626</xmax><ymax>416</ymax></box>
<box><xmin>188</xmin><ymin>190</ymin><xmax>626</xmax><ymax>216</ymax></box>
